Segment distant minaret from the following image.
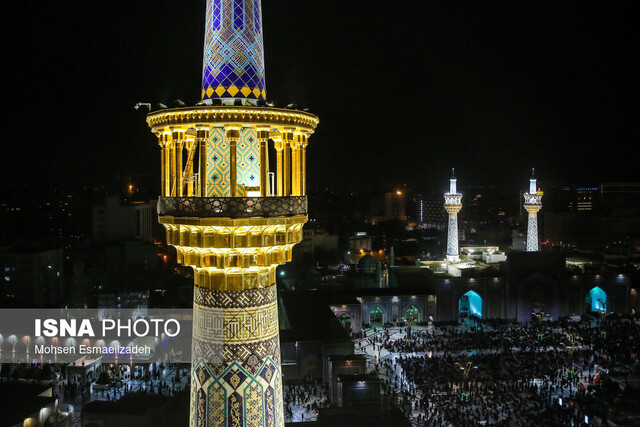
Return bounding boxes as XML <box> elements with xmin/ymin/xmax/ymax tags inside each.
<box><xmin>444</xmin><ymin>168</ymin><xmax>463</xmax><ymax>262</ymax></box>
<box><xmin>523</xmin><ymin>168</ymin><xmax>543</xmax><ymax>251</ymax></box>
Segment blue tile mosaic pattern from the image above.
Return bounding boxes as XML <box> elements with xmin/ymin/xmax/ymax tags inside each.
<box><xmin>201</xmin><ymin>0</ymin><xmax>266</xmax><ymax>101</ymax></box>
<box><xmin>206</xmin><ymin>127</ymin><xmax>261</xmax><ymax>197</ymax></box>
<box><xmin>526</xmin><ymin>212</ymin><xmax>539</xmax><ymax>252</ymax></box>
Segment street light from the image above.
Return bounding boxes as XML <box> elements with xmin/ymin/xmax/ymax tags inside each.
<box><xmin>134</xmin><ymin>102</ymin><xmax>151</xmax><ymax>111</ymax></box>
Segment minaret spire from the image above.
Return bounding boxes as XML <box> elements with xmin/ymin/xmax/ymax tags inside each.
<box><xmin>529</xmin><ymin>168</ymin><xmax>537</xmax><ymax>194</ymax></box>
<box><xmin>201</xmin><ymin>0</ymin><xmax>267</xmax><ymax>104</ymax></box>
<box><xmin>449</xmin><ymin>168</ymin><xmax>457</xmax><ymax>194</ymax></box>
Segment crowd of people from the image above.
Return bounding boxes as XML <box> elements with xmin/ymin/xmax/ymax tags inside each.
<box><xmin>368</xmin><ymin>316</ymin><xmax>640</xmax><ymax>426</ymax></box>
<box><xmin>381</xmin><ymin>324</ymin><xmax>572</xmax><ymax>355</ymax></box>
<box><xmin>283</xmin><ymin>381</ymin><xmax>328</xmax><ymax>422</ymax></box>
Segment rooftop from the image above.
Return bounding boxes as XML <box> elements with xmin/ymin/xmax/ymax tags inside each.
<box><xmin>0</xmin><ymin>382</ymin><xmax>56</xmax><ymax>426</ymax></box>
<box><xmin>279</xmin><ymin>291</ymin><xmax>352</xmax><ymax>343</ymax></box>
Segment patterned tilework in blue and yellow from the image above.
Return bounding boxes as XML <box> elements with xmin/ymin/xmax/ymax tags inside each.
<box><xmin>201</xmin><ymin>0</ymin><xmax>266</xmax><ymax>101</ymax></box>
<box><xmin>191</xmin><ymin>357</ymin><xmax>282</xmax><ymax>427</ymax></box>
<box><xmin>237</xmin><ymin>128</ymin><xmax>260</xmax><ymax>193</ymax></box>
<box><xmin>526</xmin><ymin>213</ymin><xmax>539</xmax><ymax>252</ymax></box>
<box><xmin>207</xmin><ymin>128</ymin><xmax>230</xmax><ymax>197</ymax></box>
<box><xmin>207</xmin><ymin>127</ymin><xmax>261</xmax><ymax>197</ymax></box>
<box><xmin>447</xmin><ymin>214</ymin><xmax>459</xmax><ymax>256</ymax></box>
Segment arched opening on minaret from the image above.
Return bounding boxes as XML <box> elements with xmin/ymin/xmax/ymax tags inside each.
<box><xmin>459</xmin><ymin>290</ymin><xmax>482</xmax><ymax>319</ymax></box>
<box><xmin>585</xmin><ymin>286</ymin><xmax>607</xmax><ymax>313</ymax></box>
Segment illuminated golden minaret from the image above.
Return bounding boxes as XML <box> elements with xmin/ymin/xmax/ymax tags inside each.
<box><xmin>146</xmin><ymin>1</ymin><xmax>318</xmax><ymax>425</ymax></box>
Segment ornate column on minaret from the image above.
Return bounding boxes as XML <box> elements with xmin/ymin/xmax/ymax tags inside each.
<box><xmin>523</xmin><ymin>169</ymin><xmax>543</xmax><ymax>252</ymax></box>
<box><xmin>145</xmin><ymin>1</ymin><xmax>319</xmax><ymax>425</ymax></box>
<box><xmin>444</xmin><ymin>169</ymin><xmax>463</xmax><ymax>263</ymax></box>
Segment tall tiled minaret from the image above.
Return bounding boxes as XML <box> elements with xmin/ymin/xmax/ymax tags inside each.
<box><xmin>523</xmin><ymin>168</ymin><xmax>543</xmax><ymax>252</ymax></box>
<box><xmin>146</xmin><ymin>1</ymin><xmax>318</xmax><ymax>425</ymax></box>
<box><xmin>444</xmin><ymin>169</ymin><xmax>463</xmax><ymax>262</ymax></box>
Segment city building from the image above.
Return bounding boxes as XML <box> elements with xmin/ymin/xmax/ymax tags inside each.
<box><xmin>416</xmin><ymin>194</ymin><xmax>446</xmax><ymax>229</ymax></box>
<box><xmin>544</xmin><ymin>212</ymin><xmax>640</xmax><ymax>249</ymax></box>
<box><xmin>346</xmin><ymin>232</ymin><xmax>373</xmax><ymax>263</ymax></box>
<box><xmin>543</xmin><ymin>182</ymin><xmax>640</xmax><ymax>250</ymax></box>
<box><xmin>92</xmin><ymin>196</ymin><xmax>156</xmax><ymax>243</ymax></box>
<box><xmin>296</xmin><ymin>228</ymin><xmax>340</xmax><ymax>256</ymax></box>
<box><xmin>0</xmin><ymin>246</ymin><xmax>63</xmax><ymax>306</ymax></box>
<box><xmin>369</xmin><ymin>191</ymin><xmax>407</xmax><ymax>224</ymax></box>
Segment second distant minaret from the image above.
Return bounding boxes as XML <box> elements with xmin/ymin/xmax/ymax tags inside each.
<box><xmin>523</xmin><ymin>168</ymin><xmax>543</xmax><ymax>252</ymax></box>
<box><xmin>444</xmin><ymin>169</ymin><xmax>463</xmax><ymax>262</ymax></box>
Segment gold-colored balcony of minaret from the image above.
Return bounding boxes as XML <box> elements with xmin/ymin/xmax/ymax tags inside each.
<box><xmin>148</xmin><ymin>104</ymin><xmax>318</xmax><ymax>292</ymax></box>
<box><xmin>158</xmin><ymin>195</ymin><xmax>307</xmax><ymax>219</ymax></box>
<box><xmin>443</xmin><ymin>193</ymin><xmax>463</xmax><ymax>215</ymax></box>
<box><xmin>523</xmin><ymin>193</ymin><xmax>543</xmax><ymax>215</ymax></box>
<box><xmin>147</xmin><ymin>105</ymin><xmax>319</xmax><ymax>134</ymax></box>
<box><xmin>147</xmin><ymin>105</ymin><xmax>318</xmax><ymax>200</ymax></box>
<box><xmin>444</xmin><ymin>194</ymin><xmax>463</xmax><ymax>205</ymax></box>
<box><xmin>523</xmin><ymin>193</ymin><xmax>543</xmax><ymax>206</ymax></box>
<box><xmin>158</xmin><ymin>196</ymin><xmax>307</xmax><ymax>270</ymax></box>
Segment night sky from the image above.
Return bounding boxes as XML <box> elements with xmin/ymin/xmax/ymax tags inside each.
<box><xmin>5</xmin><ymin>1</ymin><xmax>639</xmax><ymax>191</ymax></box>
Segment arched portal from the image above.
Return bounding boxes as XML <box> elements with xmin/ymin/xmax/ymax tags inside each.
<box><xmin>338</xmin><ymin>313</ymin><xmax>352</xmax><ymax>332</ymax></box>
<box><xmin>459</xmin><ymin>291</ymin><xmax>482</xmax><ymax>319</ymax></box>
<box><xmin>586</xmin><ymin>286</ymin><xmax>607</xmax><ymax>313</ymax></box>
<box><xmin>370</xmin><ymin>307</ymin><xmax>383</xmax><ymax>326</ymax></box>
<box><xmin>405</xmin><ymin>305</ymin><xmax>419</xmax><ymax>323</ymax></box>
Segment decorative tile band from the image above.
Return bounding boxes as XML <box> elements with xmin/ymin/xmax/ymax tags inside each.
<box><xmin>193</xmin><ymin>300</ymin><xmax>279</xmax><ymax>345</ymax></box>
<box><xmin>194</xmin><ymin>284</ymin><xmax>276</xmax><ymax>308</ymax></box>
<box><xmin>191</xmin><ymin>355</ymin><xmax>283</xmax><ymax>427</ymax></box>
<box><xmin>190</xmin><ymin>283</ymin><xmax>283</xmax><ymax>426</ymax></box>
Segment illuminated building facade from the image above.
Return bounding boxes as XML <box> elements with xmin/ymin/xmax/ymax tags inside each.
<box><xmin>146</xmin><ymin>1</ymin><xmax>318</xmax><ymax>425</ymax></box>
<box><xmin>523</xmin><ymin>169</ymin><xmax>543</xmax><ymax>252</ymax></box>
<box><xmin>416</xmin><ymin>194</ymin><xmax>446</xmax><ymax>229</ymax></box>
<box><xmin>444</xmin><ymin>170</ymin><xmax>463</xmax><ymax>263</ymax></box>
